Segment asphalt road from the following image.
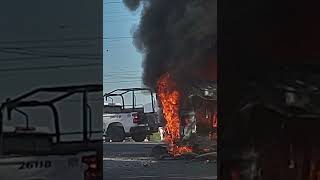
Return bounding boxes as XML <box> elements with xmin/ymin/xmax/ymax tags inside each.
<box><xmin>103</xmin><ymin>142</ymin><xmax>217</xmax><ymax>180</ymax></box>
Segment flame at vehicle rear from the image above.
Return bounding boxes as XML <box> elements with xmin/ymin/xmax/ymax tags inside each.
<box><xmin>157</xmin><ymin>73</ymin><xmax>192</xmax><ymax>156</ymax></box>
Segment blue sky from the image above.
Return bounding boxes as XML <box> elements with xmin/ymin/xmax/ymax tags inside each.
<box><xmin>103</xmin><ymin>1</ymin><xmax>156</xmax><ymax>107</ymax></box>
<box><xmin>103</xmin><ymin>1</ymin><xmax>143</xmax><ymax>94</ymax></box>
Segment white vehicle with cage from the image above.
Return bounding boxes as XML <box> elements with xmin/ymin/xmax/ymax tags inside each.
<box><xmin>0</xmin><ymin>85</ymin><xmax>102</xmax><ymax>180</ymax></box>
<box><xmin>103</xmin><ymin>88</ymin><xmax>160</xmax><ymax>142</ymax></box>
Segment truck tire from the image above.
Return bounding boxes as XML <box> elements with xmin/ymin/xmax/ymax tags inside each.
<box><xmin>108</xmin><ymin>126</ymin><xmax>125</xmax><ymax>142</ymax></box>
<box><xmin>132</xmin><ymin>133</ymin><xmax>146</xmax><ymax>142</ymax></box>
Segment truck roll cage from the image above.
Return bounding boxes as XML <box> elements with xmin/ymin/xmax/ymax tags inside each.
<box><xmin>0</xmin><ymin>84</ymin><xmax>102</xmax><ymax>143</ymax></box>
<box><xmin>103</xmin><ymin>87</ymin><xmax>155</xmax><ymax>112</ymax></box>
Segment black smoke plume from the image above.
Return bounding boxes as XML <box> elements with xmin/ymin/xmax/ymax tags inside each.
<box><xmin>123</xmin><ymin>0</ymin><xmax>217</xmax><ymax>90</ymax></box>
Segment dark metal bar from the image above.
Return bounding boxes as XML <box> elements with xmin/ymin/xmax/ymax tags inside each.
<box><xmin>7</xmin><ymin>89</ymin><xmax>42</xmax><ymax>103</ymax></box>
<box><xmin>9</xmin><ymin>84</ymin><xmax>101</xmax><ymax>103</ymax></box>
<box><xmin>107</xmin><ymin>97</ymin><xmax>114</xmax><ymax>103</ymax></box>
<box><xmin>13</xmin><ymin>108</ymin><xmax>29</xmax><ymax>129</ymax></box>
<box><xmin>150</xmin><ymin>92</ymin><xmax>155</xmax><ymax>112</ymax></box>
<box><xmin>121</xmin><ymin>95</ymin><xmax>125</xmax><ymax>109</ymax></box>
<box><xmin>83</xmin><ymin>91</ymin><xmax>88</xmax><ymax>142</ymax></box>
<box><xmin>50</xmin><ymin>91</ymin><xmax>77</xmax><ymax>103</ymax></box>
<box><xmin>132</xmin><ymin>90</ymin><xmax>135</xmax><ymax>109</ymax></box>
<box><xmin>87</xmin><ymin>104</ymin><xmax>92</xmax><ymax>138</ymax></box>
<box><xmin>49</xmin><ymin>104</ymin><xmax>60</xmax><ymax>143</ymax></box>
<box><xmin>0</xmin><ymin>108</ymin><xmax>3</xmax><ymax>153</ymax></box>
<box><xmin>40</xmin><ymin>84</ymin><xmax>102</xmax><ymax>92</ymax></box>
<box><xmin>104</xmin><ymin>88</ymin><xmax>152</xmax><ymax>97</ymax></box>
<box><xmin>104</xmin><ymin>89</ymin><xmax>118</xmax><ymax>96</ymax></box>
<box><xmin>120</xmin><ymin>90</ymin><xmax>130</xmax><ymax>95</ymax></box>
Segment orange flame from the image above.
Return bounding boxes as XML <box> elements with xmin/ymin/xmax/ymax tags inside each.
<box><xmin>157</xmin><ymin>73</ymin><xmax>192</xmax><ymax>156</ymax></box>
<box><xmin>213</xmin><ymin>112</ymin><xmax>217</xmax><ymax>128</ymax></box>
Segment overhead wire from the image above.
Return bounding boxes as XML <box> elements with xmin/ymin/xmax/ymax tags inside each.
<box><xmin>0</xmin><ymin>36</ymin><xmax>135</xmax><ymax>45</ymax></box>
<box><xmin>0</xmin><ymin>63</ymin><xmax>101</xmax><ymax>73</ymax></box>
<box><xmin>104</xmin><ymin>1</ymin><xmax>123</xmax><ymax>4</ymax></box>
<box><xmin>0</xmin><ymin>36</ymin><xmax>116</xmax><ymax>64</ymax></box>
<box><xmin>0</xmin><ymin>37</ymin><xmax>102</xmax><ymax>45</ymax></box>
<box><xmin>0</xmin><ymin>56</ymin><xmax>100</xmax><ymax>64</ymax></box>
<box><xmin>0</xmin><ymin>43</ymin><xmax>98</xmax><ymax>49</ymax></box>
<box><xmin>0</xmin><ymin>48</ymin><xmax>101</xmax><ymax>59</ymax></box>
<box><xmin>103</xmin><ymin>80</ymin><xmax>142</xmax><ymax>83</ymax></box>
<box><xmin>0</xmin><ymin>50</ymin><xmax>101</xmax><ymax>65</ymax></box>
<box><xmin>104</xmin><ymin>70</ymin><xmax>141</xmax><ymax>73</ymax></box>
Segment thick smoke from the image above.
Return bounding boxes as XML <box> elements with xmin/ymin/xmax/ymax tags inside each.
<box><xmin>123</xmin><ymin>0</ymin><xmax>217</xmax><ymax>90</ymax></box>
<box><xmin>123</xmin><ymin>0</ymin><xmax>141</xmax><ymax>11</ymax></box>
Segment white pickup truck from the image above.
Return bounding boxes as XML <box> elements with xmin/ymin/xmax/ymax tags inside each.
<box><xmin>103</xmin><ymin>88</ymin><xmax>160</xmax><ymax>142</ymax></box>
<box><xmin>0</xmin><ymin>85</ymin><xmax>102</xmax><ymax>180</ymax></box>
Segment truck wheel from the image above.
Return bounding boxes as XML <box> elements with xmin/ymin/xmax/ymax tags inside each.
<box><xmin>132</xmin><ymin>133</ymin><xmax>146</xmax><ymax>142</ymax></box>
<box><xmin>108</xmin><ymin>126</ymin><xmax>125</xmax><ymax>142</ymax></box>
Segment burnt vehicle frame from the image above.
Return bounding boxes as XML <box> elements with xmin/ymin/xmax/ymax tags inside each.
<box><xmin>176</xmin><ymin>81</ymin><xmax>217</xmax><ymax>151</ymax></box>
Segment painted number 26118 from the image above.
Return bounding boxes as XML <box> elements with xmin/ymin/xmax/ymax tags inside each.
<box><xmin>18</xmin><ymin>160</ymin><xmax>52</xmax><ymax>170</ymax></box>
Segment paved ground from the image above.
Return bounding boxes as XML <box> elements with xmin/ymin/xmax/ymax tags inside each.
<box><xmin>103</xmin><ymin>142</ymin><xmax>217</xmax><ymax>180</ymax></box>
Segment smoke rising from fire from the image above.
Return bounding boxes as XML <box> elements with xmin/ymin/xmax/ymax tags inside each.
<box><xmin>123</xmin><ymin>0</ymin><xmax>217</xmax><ymax>90</ymax></box>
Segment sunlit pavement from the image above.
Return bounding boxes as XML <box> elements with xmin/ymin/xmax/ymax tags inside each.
<box><xmin>103</xmin><ymin>142</ymin><xmax>217</xmax><ymax>180</ymax></box>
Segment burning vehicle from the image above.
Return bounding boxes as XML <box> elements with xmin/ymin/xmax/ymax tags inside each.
<box><xmin>156</xmin><ymin>74</ymin><xmax>217</xmax><ymax>156</ymax></box>
<box><xmin>122</xmin><ymin>0</ymin><xmax>217</xmax><ymax>158</ymax></box>
<box><xmin>122</xmin><ymin>0</ymin><xmax>320</xmax><ymax>179</ymax></box>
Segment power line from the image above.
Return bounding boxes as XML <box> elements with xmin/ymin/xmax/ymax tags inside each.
<box><xmin>104</xmin><ymin>75</ymin><xmax>141</xmax><ymax>78</ymax></box>
<box><xmin>103</xmin><ymin>80</ymin><xmax>142</xmax><ymax>83</ymax></box>
<box><xmin>104</xmin><ymin>36</ymin><xmax>134</xmax><ymax>40</ymax></box>
<box><xmin>0</xmin><ymin>37</ymin><xmax>102</xmax><ymax>45</ymax></box>
<box><xmin>104</xmin><ymin>78</ymin><xmax>142</xmax><ymax>81</ymax></box>
<box><xmin>0</xmin><ymin>56</ymin><xmax>101</xmax><ymax>63</ymax></box>
<box><xmin>103</xmin><ymin>37</ymin><xmax>135</xmax><ymax>42</ymax></box>
<box><xmin>104</xmin><ymin>15</ymin><xmax>137</xmax><ymax>18</ymax></box>
<box><xmin>104</xmin><ymin>18</ymin><xmax>139</xmax><ymax>22</ymax></box>
<box><xmin>104</xmin><ymin>2</ymin><xmax>122</xmax><ymax>4</ymax></box>
<box><xmin>0</xmin><ymin>50</ymin><xmax>101</xmax><ymax>63</ymax></box>
<box><xmin>0</xmin><ymin>36</ymin><xmax>135</xmax><ymax>44</ymax></box>
<box><xmin>104</xmin><ymin>68</ymin><xmax>142</xmax><ymax>76</ymax></box>
<box><xmin>104</xmin><ymin>16</ymin><xmax>139</xmax><ymax>20</ymax></box>
<box><xmin>105</xmin><ymin>19</ymin><xmax>139</xmax><ymax>23</ymax></box>
<box><xmin>105</xmin><ymin>12</ymin><xmax>132</xmax><ymax>15</ymax></box>
<box><xmin>0</xmin><ymin>63</ymin><xmax>101</xmax><ymax>73</ymax></box>
<box><xmin>104</xmin><ymin>39</ymin><xmax>134</xmax><ymax>43</ymax></box>
<box><xmin>104</xmin><ymin>73</ymin><xmax>142</xmax><ymax>76</ymax></box>
<box><xmin>0</xmin><ymin>48</ymin><xmax>101</xmax><ymax>58</ymax></box>
<box><xmin>104</xmin><ymin>74</ymin><xmax>141</xmax><ymax>78</ymax></box>
<box><xmin>0</xmin><ymin>43</ymin><xmax>99</xmax><ymax>49</ymax></box>
<box><xmin>104</xmin><ymin>70</ymin><xmax>141</xmax><ymax>73</ymax></box>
